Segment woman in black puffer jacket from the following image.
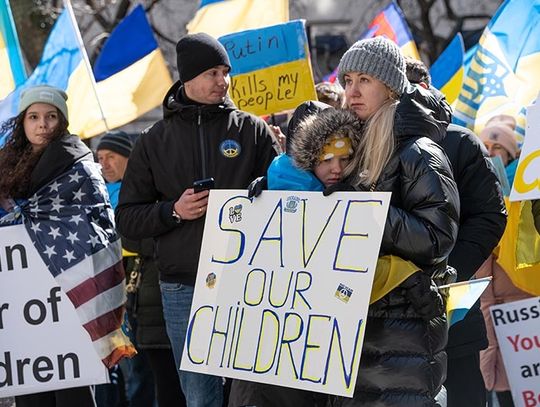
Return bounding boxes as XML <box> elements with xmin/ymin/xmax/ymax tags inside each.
<box><xmin>332</xmin><ymin>37</ymin><xmax>460</xmax><ymax>407</ymax></box>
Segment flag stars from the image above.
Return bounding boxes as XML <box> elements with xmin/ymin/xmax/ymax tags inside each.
<box><xmin>87</xmin><ymin>234</ymin><xmax>100</xmax><ymax>247</ymax></box>
<box><xmin>44</xmin><ymin>245</ymin><xmax>57</xmax><ymax>258</ymax></box>
<box><xmin>70</xmin><ymin>214</ymin><xmax>83</xmax><ymax>225</ymax></box>
<box><xmin>51</xmin><ymin>196</ymin><xmax>63</xmax><ymax>212</ymax></box>
<box><xmin>73</xmin><ymin>189</ymin><xmax>86</xmax><ymax>201</ymax></box>
<box><xmin>69</xmin><ymin>171</ymin><xmax>83</xmax><ymax>183</ymax></box>
<box><xmin>63</xmin><ymin>250</ymin><xmax>76</xmax><ymax>263</ymax></box>
<box><xmin>67</xmin><ymin>231</ymin><xmax>79</xmax><ymax>244</ymax></box>
<box><xmin>30</xmin><ymin>222</ymin><xmax>42</xmax><ymax>233</ymax></box>
<box><xmin>48</xmin><ymin>181</ymin><xmax>61</xmax><ymax>193</ymax></box>
<box><xmin>48</xmin><ymin>226</ymin><xmax>61</xmax><ymax>240</ymax></box>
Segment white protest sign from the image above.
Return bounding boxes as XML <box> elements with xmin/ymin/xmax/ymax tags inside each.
<box><xmin>180</xmin><ymin>190</ymin><xmax>391</xmax><ymax>397</ymax></box>
<box><xmin>510</xmin><ymin>92</ymin><xmax>540</xmax><ymax>201</ymax></box>
<box><xmin>490</xmin><ymin>297</ymin><xmax>540</xmax><ymax>407</ymax></box>
<box><xmin>0</xmin><ymin>224</ymin><xmax>108</xmax><ymax>397</ymax></box>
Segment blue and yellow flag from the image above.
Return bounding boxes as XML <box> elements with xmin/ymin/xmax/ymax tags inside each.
<box><xmin>453</xmin><ymin>0</ymin><xmax>540</xmax><ymax>143</ymax></box>
<box><xmin>443</xmin><ymin>277</ymin><xmax>491</xmax><ymax>326</ymax></box>
<box><xmin>0</xmin><ymin>5</ymin><xmax>171</xmax><ymax>142</ymax></box>
<box><xmin>0</xmin><ymin>0</ymin><xmax>26</xmax><ymax>99</ymax></box>
<box><xmin>496</xmin><ymin>199</ymin><xmax>540</xmax><ymax>296</ymax></box>
<box><xmin>187</xmin><ymin>0</ymin><xmax>289</xmax><ymax>38</ymax></box>
<box><xmin>73</xmin><ymin>4</ymin><xmax>172</xmax><ymax>138</ymax></box>
<box><xmin>0</xmin><ymin>7</ymin><xmax>90</xmax><ymax>144</ymax></box>
<box><xmin>430</xmin><ymin>34</ymin><xmax>464</xmax><ymax>105</ymax></box>
<box><xmin>219</xmin><ymin>20</ymin><xmax>317</xmax><ymax>116</ymax></box>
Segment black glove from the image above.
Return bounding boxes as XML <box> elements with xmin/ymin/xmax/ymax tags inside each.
<box><xmin>322</xmin><ymin>182</ymin><xmax>357</xmax><ymax>196</ymax></box>
<box><xmin>401</xmin><ymin>272</ymin><xmax>444</xmax><ymax>321</ymax></box>
<box><xmin>247</xmin><ymin>176</ymin><xmax>267</xmax><ymax>198</ymax></box>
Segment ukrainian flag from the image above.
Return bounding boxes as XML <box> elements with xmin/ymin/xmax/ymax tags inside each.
<box><xmin>0</xmin><ymin>4</ymin><xmax>171</xmax><ymax>142</ymax></box>
<box><xmin>444</xmin><ymin>277</ymin><xmax>492</xmax><ymax>326</ymax></box>
<box><xmin>0</xmin><ymin>7</ymin><xmax>87</xmax><ymax>143</ymax></box>
<box><xmin>430</xmin><ymin>34</ymin><xmax>464</xmax><ymax>105</ymax></box>
<box><xmin>496</xmin><ymin>199</ymin><xmax>540</xmax><ymax>296</ymax></box>
<box><xmin>219</xmin><ymin>20</ymin><xmax>317</xmax><ymax>116</ymax></box>
<box><xmin>453</xmin><ymin>0</ymin><xmax>540</xmax><ymax>143</ymax></box>
<box><xmin>0</xmin><ymin>0</ymin><xmax>26</xmax><ymax>99</ymax></box>
<box><xmin>187</xmin><ymin>0</ymin><xmax>289</xmax><ymax>38</ymax></box>
<box><xmin>73</xmin><ymin>4</ymin><xmax>172</xmax><ymax>138</ymax></box>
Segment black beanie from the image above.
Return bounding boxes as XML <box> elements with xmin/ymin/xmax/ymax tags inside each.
<box><xmin>176</xmin><ymin>33</ymin><xmax>231</xmax><ymax>83</ymax></box>
<box><xmin>97</xmin><ymin>131</ymin><xmax>133</xmax><ymax>158</ymax></box>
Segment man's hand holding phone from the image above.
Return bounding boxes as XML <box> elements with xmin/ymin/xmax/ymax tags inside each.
<box><xmin>172</xmin><ymin>178</ymin><xmax>214</xmax><ymax>221</ymax></box>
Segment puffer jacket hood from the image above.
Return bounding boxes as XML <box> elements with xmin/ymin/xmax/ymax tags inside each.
<box><xmin>394</xmin><ymin>83</ymin><xmax>452</xmax><ymax>144</ymax></box>
<box><xmin>290</xmin><ymin>108</ymin><xmax>362</xmax><ymax>171</ymax></box>
<box><xmin>162</xmin><ymin>80</ymin><xmax>236</xmax><ymax>119</ymax></box>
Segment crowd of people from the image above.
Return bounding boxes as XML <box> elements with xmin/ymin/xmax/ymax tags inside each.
<box><xmin>0</xmin><ymin>28</ymin><xmax>537</xmax><ymax>407</ymax></box>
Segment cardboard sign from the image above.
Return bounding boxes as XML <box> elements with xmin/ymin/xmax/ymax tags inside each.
<box><xmin>180</xmin><ymin>190</ymin><xmax>391</xmax><ymax>397</ymax></box>
<box><xmin>220</xmin><ymin>20</ymin><xmax>317</xmax><ymax>116</ymax></box>
<box><xmin>510</xmin><ymin>92</ymin><xmax>540</xmax><ymax>201</ymax></box>
<box><xmin>490</xmin><ymin>297</ymin><xmax>540</xmax><ymax>406</ymax></box>
<box><xmin>0</xmin><ymin>225</ymin><xmax>108</xmax><ymax>397</ymax></box>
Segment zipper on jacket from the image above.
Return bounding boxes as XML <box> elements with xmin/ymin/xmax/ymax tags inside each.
<box><xmin>197</xmin><ymin>108</ymin><xmax>208</xmax><ymax>179</ymax></box>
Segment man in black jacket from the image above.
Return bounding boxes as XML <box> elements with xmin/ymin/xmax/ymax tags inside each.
<box><xmin>116</xmin><ymin>33</ymin><xmax>277</xmax><ymax>407</ymax></box>
<box><xmin>406</xmin><ymin>59</ymin><xmax>507</xmax><ymax>407</ymax></box>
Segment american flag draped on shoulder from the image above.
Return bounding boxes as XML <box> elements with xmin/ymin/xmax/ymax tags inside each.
<box><xmin>4</xmin><ymin>159</ymin><xmax>136</xmax><ymax>368</ymax></box>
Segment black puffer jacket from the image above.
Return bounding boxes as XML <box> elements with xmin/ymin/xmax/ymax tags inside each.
<box><xmin>441</xmin><ymin>124</ymin><xmax>506</xmax><ymax>358</ymax></box>
<box><xmin>342</xmin><ymin>85</ymin><xmax>460</xmax><ymax>407</ymax></box>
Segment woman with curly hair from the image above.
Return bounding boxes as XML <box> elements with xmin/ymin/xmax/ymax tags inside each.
<box><xmin>0</xmin><ymin>86</ymin><xmax>70</xmax><ymax>209</ymax></box>
<box><xmin>0</xmin><ymin>85</ymin><xmax>99</xmax><ymax>407</ymax></box>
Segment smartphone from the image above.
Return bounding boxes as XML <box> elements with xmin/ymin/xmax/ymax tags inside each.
<box><xmin>193</xmin><ymin>177</ymin><xmax>215</xmax><ymax>193</ymax></box>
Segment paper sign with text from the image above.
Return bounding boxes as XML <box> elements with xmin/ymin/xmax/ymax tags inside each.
<box><xmin>180</xmin><ymin>190</ymin><xmax>391</xmax><ymax>397</ymax></box>
<box><xmin>490</xmin><ymin>297</ymin><xmax>540</xmax><ymax>407</ymax></box>
<box><xmin>0</xmin><ymin>224</ymin><xmax>108</xmax><ymax>397</ymax></box>
<box><xmin>510</xmin><ymin>93</ymin><xmax>540</xmax><ymax>201</ymax></box>
<box><xmin>219</xmin><ymin>20</ymin><xmax>317</xmax><ymax>116</ymax></box>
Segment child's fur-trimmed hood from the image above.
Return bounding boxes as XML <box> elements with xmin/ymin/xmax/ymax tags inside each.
<box><xmin>290</xmin><ymin>108</ymin><xmax>362</xmax><ymax>171</ymax></box>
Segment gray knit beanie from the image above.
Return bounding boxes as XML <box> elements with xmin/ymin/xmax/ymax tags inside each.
<box><xmin>19</xmin><ymin>85</ymin><xmax>68</xmax><ymax>119</ymax></box>
<box><xmin>337</xmin><ymin>36</ymin><xmax>408</xmax><ymax>96</ymax></box>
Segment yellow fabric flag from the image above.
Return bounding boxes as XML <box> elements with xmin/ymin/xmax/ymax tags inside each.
<box><xmin>187</xmin><ymin>0</ymin><xmax>289</xmax><ymax>38</ymax></box>
<box><xmin>370</xmin><ymin>255</ymin><xmax>420</xmax><ymax>304</ymax></box>
<box><xmin>495</xmin><ymin>199</ymin><xmax>540</xmax><ymax>295</ymax></box>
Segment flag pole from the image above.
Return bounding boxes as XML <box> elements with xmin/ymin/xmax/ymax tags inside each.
<box><xmin>63</xmin><ymin>0</ymin><xmax>109</xmax><ymax>132</ymax></box>
<box><xmin>438</xmin><ymin>276</ymin><xmax>492</xmax><ymax>290</ymax></box>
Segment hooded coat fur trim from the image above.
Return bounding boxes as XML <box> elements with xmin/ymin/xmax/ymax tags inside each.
<box><xmin>290</xmin><ymin>108</ymin><xmax>362</xmax><ymax>171</ymax></box>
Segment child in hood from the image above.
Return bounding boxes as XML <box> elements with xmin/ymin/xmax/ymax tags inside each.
<box><xmin>268</xmin><ymin>105</ymin><xmax>361</xmax><ymax>191</ymax></box>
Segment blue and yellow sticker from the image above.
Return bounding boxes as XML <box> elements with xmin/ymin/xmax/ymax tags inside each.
<box><xmin>335</xmin><ymin>283</ymin><xmax>353</xmax><ymax>303</ymax></box>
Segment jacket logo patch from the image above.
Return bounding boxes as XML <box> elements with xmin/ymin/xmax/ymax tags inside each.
<box><xmin>220</xmin><ymin>139</ymin><xmax>241</xmax><ymax>158</ymax></box>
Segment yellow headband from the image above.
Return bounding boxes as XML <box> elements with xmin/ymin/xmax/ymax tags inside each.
<box><xmin>320</xmin><ymin>135</ymin><xmax>353</xmax><ymax>161</ymax></box>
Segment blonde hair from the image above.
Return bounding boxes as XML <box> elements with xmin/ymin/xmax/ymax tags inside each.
<box><xmin>344</xmin><ymin>96</ymin><xmax>398</xmax><ymax>188</ymax></box>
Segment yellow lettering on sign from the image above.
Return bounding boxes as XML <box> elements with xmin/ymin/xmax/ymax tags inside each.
<box><xmin>514</xmin><ymin>150</ymin><xmax>540</xmax><ymax>193</ymax></box>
